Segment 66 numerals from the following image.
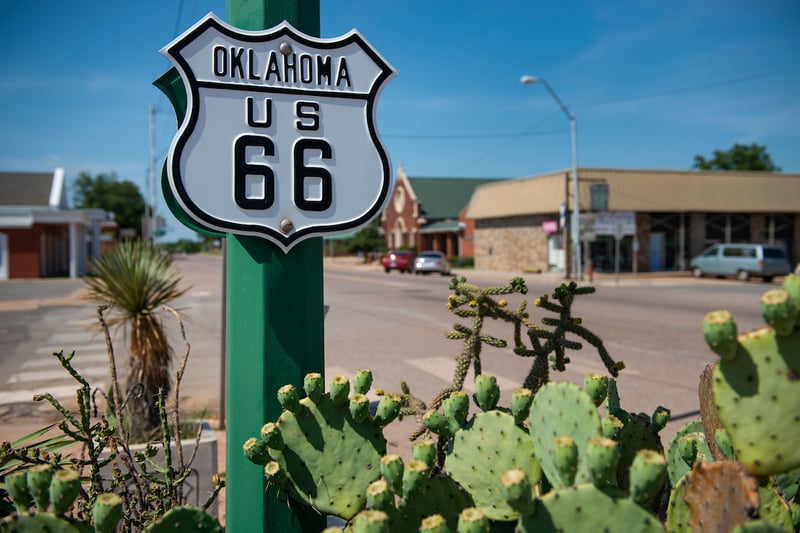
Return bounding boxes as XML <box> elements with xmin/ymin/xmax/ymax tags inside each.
<box><xmin>233</xmin><ymin>136</ymin><xmax>333</xmax><ymax>212</ymax></box>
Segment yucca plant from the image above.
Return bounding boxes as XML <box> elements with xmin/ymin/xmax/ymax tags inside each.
<box><xmin>84</xmin><ymin>240</ymin><xmax>187</xmax><ymax>439</ymax></box>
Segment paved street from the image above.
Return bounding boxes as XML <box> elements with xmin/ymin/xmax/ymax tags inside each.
<box><xmin>0</xmin><ymin>254</ymin><xmax>777</xmax><ymax>461</ymax></box>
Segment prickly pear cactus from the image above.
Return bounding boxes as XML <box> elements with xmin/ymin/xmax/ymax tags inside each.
<box><xmin>363</xmin><ymin>442</ymin><xmax>474</xmax><ymax>531</ymax></box>
<box><xmin>1</xmin><ymin>514</ymin><xmax>91</xmax><ymax>532</ymax></box>
<box><xmin>681</xmin><ymin>460</ymin><xmax>760</xmax><ymax>533</ymax></box>
<box><xmin>0</xmin><ymin>467</ymin><xmax>120</xmax><ymax>533</ymax></box>
<box><xmin>665</xmin><ymin>470</ymin><xmax>691</xmax><ymax>532</ymax></box>
<box><xmin>665</xmin><ymin>419</ymin><xmax>713</xmax><ymax>487</ymax></box>
<box><xmin>528</xmin><ymin>381</ymin><xmax>602</xmax><ymax>488</ymax></box>
<box><xmin>605</xmin><ymin>379</ymin><xmax>668</xmax><ymax>493</ymax></box>
<box><xmin>698</xmin><ymin>364</ymin><xmax>727</xmax><ymax>461</ymax></box>
<box><xmin>501</xmin><ymin>468</ymin><xmax>663</xmax><ymax>533</ymax></box>
<box><xmin>244</xmin><ymin>371</ymin><xmax>400</xmax><ymax>520</ymax></box>
<box><xmin>142</xmin><ymin>506</ymin><xmax>223</xmax><ymax>532</ymax></box>
<box><xmin>705</xmin><ymin>275</ymin><xmax>800</xmax><ymax>477</ymax></box>
<box><xmin>756</xmin><ymin>481</ymin><xmax>794</xmax><ymax>531</ymax></box>
<box><xmin>431</xmin><ymin>377</ymin><xmax>541</xmax><ymax>521</ymax></box>
<box><xmin>350</xmin><ymin>509</ymin><xmax>391</xmax><ymax>533</ymax></box>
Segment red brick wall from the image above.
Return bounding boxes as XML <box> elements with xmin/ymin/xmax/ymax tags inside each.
<box><xmin>5</xmin><ymin>224</ymin><xmax>70</xmax><ymax>278</ymax></box>
<box><xmin>459</xmin><ymin>208</ymin><xmax>475</xmax><ymax>257</ymax></box>
<box><xmin>382</xmin><ymin>178</ymin><xmax>419</xmax><ymax>249</ymax></box>
<box><xmin>6</xmin><ymin>226</ymin><xmax>42</xmax><ymax>278</ymax></box>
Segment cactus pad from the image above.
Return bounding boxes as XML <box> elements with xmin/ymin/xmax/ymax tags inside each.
<box><xmin>665</xmin><ymin>419</ymin><xmax>713</xmax><ymax>486</ymax></box>
<box><xmin>142</xmin><ymin>506</ymin><xmax>223</xmax><ymax>532</ymax></box>
<box><xmin>711</xmin><ymin>324</ymin><xmax>800</xmax><ymax>476</ymax></box>
<box><xmin>698</xmin><ymin>364</ymin><xmax>726</xmax><ymax>461</ymax></box>
<box><xmin>683</xmin><ymin>461</ymin><xmax>759</xmax><ymax>533</ymax></box>
<box><xmin>515</xmin><ymin>483</ymin><xmax>663</xmax><ymax>532</ymax></box>
<box><xmin>396</xmin><ymin>475</ymin><xmax>474</xmax><ymax>531</ymax></box>
<box><xmin>529</xmin><ymin>381</ymin><xmax>602</xmax><ymax>488</ymax></box>
<box><xmin>1</xmin><ymin>513</ymin><xmax>90</xmax><ymax>532</ymax></box>
<box><xmin>756</xmin><ymin>482</ymin><xmax>794</xmax><ymax>531</ymax></box>
<box><xmin>606</xmin><ymin>386</ymin><xmax>664</xmax><ymax>491</ymax></box>
<box><xmin>247</xmin><ymin>374</ymin><xmax>388</xmax><ymax>520</ymax></box>
<box><xmin>445</xmin><ymin>408</ymin><xmax>541</xmax><ymax>521</ymax></box>
<box><xmin>365</xmin><ymin>455</ymin><xmax>473</xmax><ymax>532</ymax></box>
<box><xmin>665</xmin><ymin>472</ymin><xmax>691</xmax><ymax>533</ymax></box>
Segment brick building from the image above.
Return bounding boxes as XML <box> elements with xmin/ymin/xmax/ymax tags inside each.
<box><xmin>0</xmin><ymin>169</ymin><xmax>109</xmax><ymax>279</ymax></box>
<box><xmin>381</xmin><ymin>167</ymin><xmax>501</xmax><ymax>258</ymax></box>
<box><xmin>466</xmin><ymin>168</ymin><xmax>800</xmax><ymax>273</ymax></box>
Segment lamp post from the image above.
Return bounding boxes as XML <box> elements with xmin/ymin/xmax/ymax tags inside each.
<box><xmin>520</xmin><ymin>75</ymin><xmax>582</xmax><ymax>280</ymax></box>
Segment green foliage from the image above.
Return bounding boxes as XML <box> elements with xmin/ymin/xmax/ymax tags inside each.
<box><xmin>508</xmin><ymin>474</ymin><xmax>664</xmax><ymax>533</ymax></box>
<box><xmin>84</xmin><ymin>240</ymin><xmax>187</xmax><ymax>436</ymax></box>
<box><xmin>664</xmin><ymin>420</ymin><xmax>713</xmax><ymax>487</ymax></box>
<box><xmin>72</xmin><ymin>171</ymin><xmax>146</xmax><ymax>232</ymax></box>
<box><xmin>160</xmin><ymin>238</ymin><xmax>208</xmax><ymax>254</ymax></box>
<box><xmin>0</xmin><ymin>307</ymin><xmax>223</xmax><ymax>531</ymax></box>
<box><xmin>1</xmin><ymin>466</ymin><xmax>121</xmax><ymax>533</ymax></box>
<box><xmin>244</xmin><ymin>372</ymin><xmax>393</xmax><ymax>520</ymax></box>
<box><xmin>426</xmin><ymin>380</ymin><xmax>541</xmax><ymax>521</ymax></box>
<box><xmin>449</xmin><ymin>256</ymin><xmax>475</xmax><ymax>268</ymax></box>
<box><xmin>142</xmin><ymin>506</ymin><xmax>223</xmax><ymax>532</ymax></box>
<box><xmin>530</xmin><ymin>382</ymin><xmax>601</xmax><ymax>488</ymax></box>
<box><xmin>343</xmin><ymin>219</ymin><xmax>385</xmax><ymax>254</ymax></box>
<box><xmin>692</xmin><ymin>143</ymin><xmax>781</xmax><ymax>172</ymax></box>
<box><xmin>249</xmin><ymin>275</ymin><xmax>800</xmax><ymax>531</ymax></box>
<box><xmin>709</xmin><ymin>275</ymin><xmax>800</xmax><ymax>476</ymax></box>
<box><xmin>396</xmin><ymin>277</ymin><xmax>623</xmax><ymax>442</ymax></box>
<box><xmin>362</xmin><ymin>444</ymin><xmax>474</xmax><ymax>531</ymax></box>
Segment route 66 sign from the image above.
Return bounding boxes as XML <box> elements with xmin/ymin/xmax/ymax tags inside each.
<box><xmin>161</xmin><ymin>13</ymin><xmax>396</xmax><ymax>251</ymax></box>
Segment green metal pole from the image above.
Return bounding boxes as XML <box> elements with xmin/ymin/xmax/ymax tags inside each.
<box><xmin>224</xmin><ymin>2</ymin><xmax>324</xmax><ymax>532</ymax></box>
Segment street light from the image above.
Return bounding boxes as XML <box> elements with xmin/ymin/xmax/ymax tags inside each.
<box><xmin>520</xmin><ymin>75</ymin><xmax>582</xmax><ymax>280</ymax></box>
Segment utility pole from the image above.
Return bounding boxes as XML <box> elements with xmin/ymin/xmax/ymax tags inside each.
<box><xmin>149</xmin><ymin>104</ymin><xmax>157</xmax><ymax>243</ymax></box>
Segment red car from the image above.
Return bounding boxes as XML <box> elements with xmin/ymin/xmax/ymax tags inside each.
<box><xmin>380</xmin><ymin>250</ymin><xmax>416</xmax><ymax>274</ymax></box>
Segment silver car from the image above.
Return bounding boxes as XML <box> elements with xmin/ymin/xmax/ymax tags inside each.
<box><xmin>414</xmin><ymin>251</ymin><xmax>451</xmax><ymax>276</ymax></box>
<box><xmin>690</xmin><ymin>243</ymin><xmax>791</xmax><ymax>282</ymax></box>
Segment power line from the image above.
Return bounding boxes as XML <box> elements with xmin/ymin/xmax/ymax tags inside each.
<box><xmin>383</xmin><ymin>65</ymin><xmax>800</xmax><ymax>141</ymax></box>
<box><xmin>384</xmin><ymin>128</ymin><xmax>564</xmax><ymax>140</ymax></box>
<box><xmin>172</xmin><ymin>0</ymin><xmax>185</xmax><ymax>37</ymax></box>
<box><xmin>576</xmin><ymin>65</ymin><xmax>800</xmax><ymax>109</ymax></box>
<box><xmin>447</xmin><ymin>109</ymin><xmax>564</xmax><ymax>175</ymax></box>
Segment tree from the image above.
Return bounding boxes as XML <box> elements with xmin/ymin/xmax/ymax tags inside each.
<box><xmin>72</xmin><ymin>172</ymin><xmax>146</xmax><ymax>232</ymax></box>
<box><xmin>84</xmin><ymin>240</ymin><xmax>187</xmax><ymax>438</ymax></box>
<box><xmin>344</xmin><ymin>219</ymin><xmax>385</xmax><ymax>254</ymax></box>
<box><xmin>692</xmin><ymin>143</ymin><xmax>781</xmax><ymax>172</ymax></box>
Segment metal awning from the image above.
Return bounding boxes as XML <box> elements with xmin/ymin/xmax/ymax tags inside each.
<box><xmin>419</xmin><ymin>219</ymin><xmax>463</xmax><ymax>234</ymax></box>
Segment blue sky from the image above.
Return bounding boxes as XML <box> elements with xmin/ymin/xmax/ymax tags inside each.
<box><xmin>1</xmin><ymin>1</ymin><xmax>798</xmax><ymax>241</ymax></box>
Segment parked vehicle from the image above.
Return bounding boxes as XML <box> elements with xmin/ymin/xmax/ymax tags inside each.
<box><xmin>380</xmin><ymin>250</ymin><xmax>416</xmax><ymax>274</ymax></box>
<box><xmin>690</xmin><ymin>243</ymin><xmax>791</xmax><ymax>282</ymax></box>
<box><xmin>414</xmin><ymin>251</ymin><xmax>451</xmax><ymax>276</ymax></box>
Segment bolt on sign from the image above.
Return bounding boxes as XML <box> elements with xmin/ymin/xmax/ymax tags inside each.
<box><xmin>160</xmin><ymin>13</ymin><xmax>396</xmax><ymax>251</ymax></box>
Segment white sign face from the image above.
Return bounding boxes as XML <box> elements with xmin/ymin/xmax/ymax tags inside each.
<box><xmin>594</xmin><ymin>211</ymin><xmax>636</xmax><ymax>237</ymax></box>
<box><xmin>161</xmin><ymin>13</ymin><xmax>396</xmax><ymax>251</ymax></box>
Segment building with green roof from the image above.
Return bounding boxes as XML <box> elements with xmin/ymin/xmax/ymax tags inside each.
<box><xmin>380</xmin><ymin>167</ymin><xmax>503</xmax><ymax>258</ymax></box>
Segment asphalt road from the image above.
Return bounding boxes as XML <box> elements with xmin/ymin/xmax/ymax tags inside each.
<box><xmin>322</xmin><ymin>259</ymin><xmax>769</xmax><ymax>452</ymax></box>
<box><xmin>0</xmin><ymin>254</ymin><xmax>777</xmax><ymax>456</ymax></box>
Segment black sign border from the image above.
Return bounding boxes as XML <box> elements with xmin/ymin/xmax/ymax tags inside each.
<box><xmin>164</xmin><ymin>14</ymin><xmax>395</xmax><ymax>250</ymax></box>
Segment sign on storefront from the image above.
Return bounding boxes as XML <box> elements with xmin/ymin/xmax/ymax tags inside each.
<box><xmin>595</xmin><ymin>211</ymin><xmax>636</xmax><ymax>237</ymax></box>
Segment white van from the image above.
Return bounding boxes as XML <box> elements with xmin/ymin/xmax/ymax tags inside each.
<box><xmin>690</xmin><ymin>243</ymin><xmax>791</xmax><ymax>282</ymax></box>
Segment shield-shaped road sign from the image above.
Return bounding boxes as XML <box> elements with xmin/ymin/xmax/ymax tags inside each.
<box><xmin>161</xmin><ymin>13</ymin><xmax>396</xmax><ymax>251</ymax></box>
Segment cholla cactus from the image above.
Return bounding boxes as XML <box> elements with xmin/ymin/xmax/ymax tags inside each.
<box><xmin>398</xmin><ymin>277</ymin><xmax>624</xmax><ymax>442</ymax></box>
